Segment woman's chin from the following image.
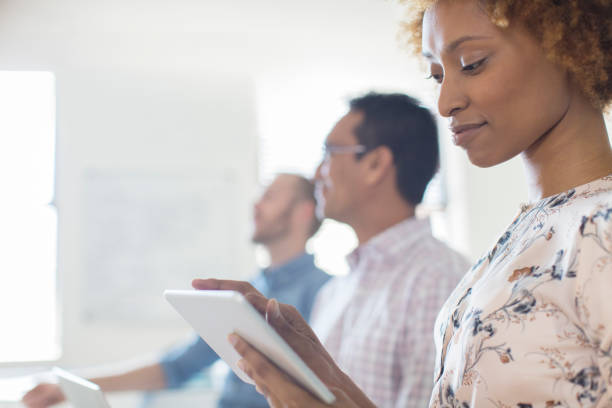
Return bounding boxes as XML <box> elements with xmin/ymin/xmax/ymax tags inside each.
<box><xmin>466</xmin><ymin>149</ymin><xmax>504</xmax><ymax>168</ymax></box>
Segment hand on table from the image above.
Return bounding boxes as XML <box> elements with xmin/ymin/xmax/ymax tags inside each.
<box><xmin>21</xmin><ymin>383</ymin><xmax>65</xmax><ymax>408</ymax></box>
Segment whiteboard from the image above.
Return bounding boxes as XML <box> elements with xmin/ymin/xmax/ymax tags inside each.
<box><xmin>79</xmin><ymin>169</ymin><xmax>247</xmax><ymax>324</ymax></box>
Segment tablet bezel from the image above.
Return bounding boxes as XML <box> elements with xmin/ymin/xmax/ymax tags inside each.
<box><xmin>53</xmin><ymin>367</ymin><xmax>111</xmax><ymax>408</ymax></box>
<box><xmin>163</xmin><ymin>289</ymin><xmax>335</xmax><ymax>404</ymax></box>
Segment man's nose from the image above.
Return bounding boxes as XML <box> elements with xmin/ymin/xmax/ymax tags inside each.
<box><xmin>314</xmin><ymin>162</ymin><xmax>323</xmax><ymax>180</ymax></box>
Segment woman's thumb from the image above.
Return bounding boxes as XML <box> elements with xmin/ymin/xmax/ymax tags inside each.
<box><xmin>265</xmin><ymin>298</ymin><xmax>283</xmax><ymax>323</ymax></box>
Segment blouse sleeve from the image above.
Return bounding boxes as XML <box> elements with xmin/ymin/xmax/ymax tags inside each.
<box><xmin>573</xmin><ymin>206</ymin><xmax>612</xmax><ymax>407</ymax></box>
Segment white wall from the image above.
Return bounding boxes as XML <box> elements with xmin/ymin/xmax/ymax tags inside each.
<box><xmin>443</xmin><ymin>151</ymin><xmax>527</xmax><ymax>261</ymax></box>
<box><xmin>0</xmin><ymin>1</ymin><xmax>262</xmax><ymax>371</ymax></box>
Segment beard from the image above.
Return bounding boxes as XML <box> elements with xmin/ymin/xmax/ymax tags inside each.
<box><xmin>251</xmin><ymin>205</ymin><xmax>294</xmax><ymax>245</ymax></box>
<box><xmin>314</xmin><ymin>181</ymin><xmax>327</xmax><ymax>221</ymax></box>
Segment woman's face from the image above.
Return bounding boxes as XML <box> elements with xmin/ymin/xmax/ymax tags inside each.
<box><xmin>422</xmin><ymin>0</ymin><xmax>572</xmax><ymax>167</ymax></box>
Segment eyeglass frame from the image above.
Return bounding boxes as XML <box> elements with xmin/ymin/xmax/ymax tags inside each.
<box><xmin>321</xmin><ymin>143</ymin><xmax>369</xmax><ymax>163</ymax></box>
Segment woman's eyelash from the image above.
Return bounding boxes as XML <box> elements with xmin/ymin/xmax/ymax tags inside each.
<box><xmin>462</xmin><ymin>58</ymin><xmax>486</xmax><ymax>72</ymax></box>
<box><xmin>425</xmin><ymin>58</ymin><xmax>486</xmax><ymax>82</ymax></box>
<box><xmin>426</xmin><ymin>73</ymin><xmax>443</xmax><ymax>83</ymax></box>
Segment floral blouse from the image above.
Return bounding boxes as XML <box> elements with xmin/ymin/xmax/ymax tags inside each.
<box><xmin>430</xmin><ymin>175</ymin><xmax>612</xmax><ymax>408</ymax></box>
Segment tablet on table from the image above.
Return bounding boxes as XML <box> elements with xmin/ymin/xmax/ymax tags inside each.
<box><xmin>53</xmin><ymin>367</ymin><xmax>111</xmax><ymax>408</ymax></box>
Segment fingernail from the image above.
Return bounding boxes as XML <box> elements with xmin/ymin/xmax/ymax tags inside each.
<box><xmin>271</xmin><ymin>299</ymin><xmax>281</xmax><ymax>319</ymax></box>
<box><xmin>237</xmin><ymin>359</ymin><xmax>247</xmax><ymax>371</ymax></box>
<box><xmin>228</xmin><ymin>334</ymin><xmax>239</xmax><ymax>346</ymax></box>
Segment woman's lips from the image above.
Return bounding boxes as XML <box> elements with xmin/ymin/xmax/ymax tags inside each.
<box><xmin>450</xmin><ymin>122</ymin><xmax>487</xmax><ymax>147</ymax></box>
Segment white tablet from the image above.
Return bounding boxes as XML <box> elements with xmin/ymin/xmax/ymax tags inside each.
<box><xmin>163</xmin><ymin>289</ymin><xmax>336</xmax><ymax>404</ymax></box>
<box><xmin>53</xmin><ymin>367</ymin><xmax>111</xmax><ymax>408</ymax></box>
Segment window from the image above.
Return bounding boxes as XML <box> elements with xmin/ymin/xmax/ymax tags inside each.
<box><xmin>0</xmin><ymin>71</ymin><xmax>58</xmax><ymax>363</ymax></box>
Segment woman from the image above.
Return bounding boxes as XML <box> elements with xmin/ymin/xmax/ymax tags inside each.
<box><xmin>194</xmin><ymin>0</ymin><xmax>612</xmax><ymax>406</ymax></box>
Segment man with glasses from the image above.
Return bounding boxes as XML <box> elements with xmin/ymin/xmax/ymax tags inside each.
<box><xmin>310</xmin><ymin>92</ymin><xmax>470</xmax><ymax>407</ymax></box>
<box><xmin>22</xmin><ymin>174</ymin><xmax>330</xmax><ymax>408</ymax></box>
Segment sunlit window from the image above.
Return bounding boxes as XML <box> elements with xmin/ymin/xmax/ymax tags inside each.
<box><xmin>0</xmin><ymin>71</ymin><xmax>59</xmax><ymax>363</ymax></box>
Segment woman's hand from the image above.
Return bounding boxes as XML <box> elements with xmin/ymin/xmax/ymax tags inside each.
<box><xmin>192</xmin><ymin>279</ymin><xmax>375</xmax><ymax>407</ymax></box>
<box><xmin>230</xmin><ymin>332</ymin><xmax>359</xmax><ymax>407</ymax></box>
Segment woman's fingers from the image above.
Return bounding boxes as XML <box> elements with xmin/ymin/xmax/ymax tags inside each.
<box><xmin>264</xmin><ymin>390</ymin><xmax>284</xmax><ymax>408</ymax></box>
<box><xmin>254</xmin><ymin>380</ymin><xmax>284</xmax><ymax>408</ymax></box>
<box><xmin>230</xmin><ymin>333</ymin><xmax>329</xmax><ymax>407</ymax></box>
<box><xmin>191</xmin><ymin>278</ymin><xmax>268</xmax><ymax>314</ymax></box>
<box><xmin>265</xmin><ymin>299</ymin><xmax>338</xmax><ymax>373</ymax></box>
<box><xmin>265</xmin><ymin>299</ymin><xmax>316</xmax><ymax>345</ymax></box>
<box><xmin>243</xmin><ymin>292</ymin><xmax>269</xmax><ymax>315</ymax></box>
<box><xmin>192</xmin><ymin>278</ymin><xmax>254</xmax><ymax>292</ymax></box>
<box><xmin>231</xmin><ymin>333</ymin><xmax>365</xmax><ymax>407</ymax></box>
<box><xmin>327</xmin><ymin>387</ymin><xmax>360</xmax><ymax>408</ymax></box>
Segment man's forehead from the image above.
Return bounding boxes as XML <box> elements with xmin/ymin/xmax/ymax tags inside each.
<box><xmin>267</xmin><ymin>175</ymin><xmax>296</xmax><ymax>192</ymax></box>
<box><xmin>327</xmin><ymin>110</ymin><xmax>362</xmax><ymax>143</ymax></box>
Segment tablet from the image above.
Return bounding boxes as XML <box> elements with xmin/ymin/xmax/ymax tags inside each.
<box><xmin>163</xmin><ymin>289</ymin><xmax>336</xmax><ymax>404</ymax></box>
<box><xmin>53</xmin><ymin>367</ymin><xmax>111</xmax><ymax>408</ymax></box>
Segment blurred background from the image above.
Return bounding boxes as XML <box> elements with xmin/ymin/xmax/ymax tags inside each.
<box><xmin>0</xmin><ymin>0</ymin><xmax>610</xmax><ymax>407</ymax></box>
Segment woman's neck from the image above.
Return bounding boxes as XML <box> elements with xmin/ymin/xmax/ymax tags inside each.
<box><xmin>521</xmin><ymin>94</ymin><xmax>612</xmax><ymax>201</ymax></box>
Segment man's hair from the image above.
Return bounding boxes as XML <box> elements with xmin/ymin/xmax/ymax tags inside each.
<box><xmin>348</xmin><ymin>92</ymin><xmax>439</xmax><ymax>206</ymax></box>
<box><xmin>279</xmin><ymin>173</ymin><xmax>323</xmax><ymax>238</ymax></box>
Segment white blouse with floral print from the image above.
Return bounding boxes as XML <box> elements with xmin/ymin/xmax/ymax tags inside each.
<box><xmin>430</xmin><ymin>175</ymin><xmax>612</xmax><ymax>408</ymax></box>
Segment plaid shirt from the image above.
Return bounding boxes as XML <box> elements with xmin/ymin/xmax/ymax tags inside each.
<box><xmin>311</xmin><ymin>217</ymin><xmax>470</xmax><ymax>407</ymax></box>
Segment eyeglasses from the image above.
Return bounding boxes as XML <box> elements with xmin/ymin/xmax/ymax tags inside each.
<box><xmin>321</xmin><ymin>144</ymin><xmax>368</xmax><ymax>162</ymax></box>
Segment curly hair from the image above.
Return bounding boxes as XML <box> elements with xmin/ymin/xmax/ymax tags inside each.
<box><xmin>400</xmin><ymin>0</ymin><xmax>612</xmax><ymax>110</ymax></box>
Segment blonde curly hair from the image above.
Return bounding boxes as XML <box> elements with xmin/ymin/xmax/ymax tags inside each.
<box><xmin>400</xmin><ymin>0</ymin><xmax>612</xmax><ymax>110</ymax></box>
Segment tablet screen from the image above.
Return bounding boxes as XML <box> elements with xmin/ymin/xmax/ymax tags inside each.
<box><xmin>164</xmin><ymin>289</ymin><xmax>335</xmax><ymax>404</ymax></box>
<box><xmin>53</xmin><ymin>367</ymin><xmax>111</xmax><ymax>408</ymax></box>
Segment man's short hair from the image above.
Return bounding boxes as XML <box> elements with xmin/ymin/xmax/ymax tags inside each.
<box><xmin>280</xmin><ymin>173</ymin><xmax>323</xmax><ymax>238</ymax></box>
<box><xmin>349</xmin><ymin>92</ymin><xmax>439</xmax><ymax>206</ymax></box>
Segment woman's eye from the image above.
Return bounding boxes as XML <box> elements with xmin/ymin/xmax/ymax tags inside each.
<box><xmin>461</xmin><ymin>58</ymin><xmax>486</xmax><ymax>73</ymax></box>
<box><xmin>426</xmin><ymin>73</ymin><xmax>443</xmax><ymax>84</ymax></box>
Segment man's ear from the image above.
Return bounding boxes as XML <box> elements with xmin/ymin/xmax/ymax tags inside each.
<box><xmin>363</xmin><ymin>146</ymin><xmax>394</xmax><ymax>185</ymax></box>
<box><xmin>292</xmin><ymin>200</ymin><xmax>316</xmax><ymax>229</ymax></box>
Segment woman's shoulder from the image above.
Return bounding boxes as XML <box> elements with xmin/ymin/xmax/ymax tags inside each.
<box><xmin>545</xmin><ymin>174</ymin><xmax>612</xmax><ymax>234</ymax></box>
<box><xmin>560</xmin><ymin>174</ymin><xmax>612</xmax><ymax>212</ymax></box>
